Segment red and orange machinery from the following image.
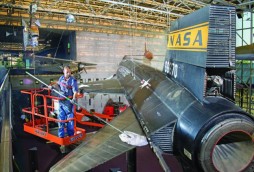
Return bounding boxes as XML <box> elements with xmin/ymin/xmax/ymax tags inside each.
<box><xmin>21</xmin><ymin>87</ymin><xmax>127</xmax><ymax>146</ymax></box>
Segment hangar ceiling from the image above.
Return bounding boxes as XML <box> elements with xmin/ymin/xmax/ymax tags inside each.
<box><xmin>0</xmin><ymin>0</ymin><xmax>248</xmax><ymax>36</ymax></box>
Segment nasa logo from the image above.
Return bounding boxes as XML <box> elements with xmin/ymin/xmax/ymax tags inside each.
<box><xmin>167</xmin><ymin>22</ymin><xmax>208</xmax><ymax>51</ymax></box>
<box><xmin>169</xmin><ymin>30</ymin><xmax>203</xmax><ymax>46</ymax></box>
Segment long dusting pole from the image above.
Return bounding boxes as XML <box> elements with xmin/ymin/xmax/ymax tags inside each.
<box><xmin>25</xmin><ymin>71</ymin><xmax>125</xmax><ymax>135</ymax></box>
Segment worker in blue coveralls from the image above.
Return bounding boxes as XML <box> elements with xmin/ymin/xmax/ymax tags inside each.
<box><xmin>56</xmin><ymin>65</ymin><xmax>78</xmax><ymax>138</ymax></box>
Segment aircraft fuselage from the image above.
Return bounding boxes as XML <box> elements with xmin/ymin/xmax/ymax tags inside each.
<box><xmin>117</xmin><ymin>59</ymin><xmax>254</xmax><ymax>171</ymax></box>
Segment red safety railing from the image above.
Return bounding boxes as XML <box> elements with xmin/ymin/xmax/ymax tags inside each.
<box><xmin>21</xmin><ymin>88</ymin><xmax>86</xmax><ymax>146</ymax></box>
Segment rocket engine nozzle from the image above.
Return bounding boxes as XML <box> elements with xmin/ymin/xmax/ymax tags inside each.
<box><xmin>199</xmin><ymin>117</ymin><xmax>254</xmax><ymax>172</ymax></box>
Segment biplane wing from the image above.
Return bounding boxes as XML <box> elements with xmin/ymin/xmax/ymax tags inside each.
<box><xmin>34</xmin><ymin>55</ymin><xmax>96</xmax><ymax>67</ymax></box>
<box><xmin>24</xmin><ymin>55</ymin><xmax>97</xmax><ymax>75</ymax></box>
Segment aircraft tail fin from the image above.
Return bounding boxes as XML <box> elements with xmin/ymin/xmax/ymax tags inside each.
<box><xmin>163</xmin><ymin>5</ymin><xmax>236</xmax><ymax>101</ymax></box>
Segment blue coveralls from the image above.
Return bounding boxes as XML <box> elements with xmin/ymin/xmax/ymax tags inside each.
<box><xmin>58</xmin><ymin>75</ymin><xmax>78</xmax><ymax>138</ymax></box>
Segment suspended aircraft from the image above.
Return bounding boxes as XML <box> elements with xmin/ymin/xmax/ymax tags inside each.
<box><xmin>50</xmin><ymin>5</ymin><xmax>254</xmax><ymax>172</ymax></box>
<box><xmin>236</xmin><ymin>43</ymin><xmax>254</xmax><ymax>60</ymax></box>
<box><xmin>27</xmin><ymin>55</ymin><xmax>96</xmax><ymax>76</ymax></box>
<box><xmin>21</xmin><ymin>2</ymin><xmax>40</xmax><ymax>51</ymax></box>
<box><xmin>144</xmin><ymin>42</ymin><xmax>153</xmax><ymax>60</ymax></box>
<box><xmin>235</xmin><ymin>44</ymin><xmax>254</xmax><ymax>87</ymax></box>
<box><xmin>18</xmin><ymin>2</ymin><xmax>97</xmax><ymax>77</ymax></box>
<box><xmin>3</xmin><ymin>53</ymin><xmax>97</xmax><ymax>81</ymax></box>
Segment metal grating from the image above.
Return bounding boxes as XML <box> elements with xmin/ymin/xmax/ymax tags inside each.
<box><xmin>150</xmin><ymin>123</ymin><xmax>175</xmax><ymax>154</ymax></box>
<box><xmin>207</xmin><ymin>5</ymin><xmax>236</xmax><ymax>68</ymax></box>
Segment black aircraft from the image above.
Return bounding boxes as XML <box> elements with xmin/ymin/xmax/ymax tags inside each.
<box><xmin>5</xmin><ymin>54</ymin><xmax>96</xmax><ymax>78</ymax></box>
<box><xmin>6</xmin><ymin>55</ymin><xmax>96</xmax><ymax>90</ymax></box>
<box><xmin>28</xmin><ymin>55</ymin><xmax>96</xmax><ymax>75</ymax></box>
<box><xmin>50</xmin><ymin>5</ymin><xmax>254</xmax><ymax>172</ymax></box>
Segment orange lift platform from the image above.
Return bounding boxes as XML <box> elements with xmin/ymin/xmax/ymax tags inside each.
<box><xmin>75</xmin><ymin>99</ymin><xmax>127</xmax><ymax>128</ymax></box>
<box><xmin>21</xmin><ymin>87</ymin><xmax>122</xmax><ymax>146</ymax></box>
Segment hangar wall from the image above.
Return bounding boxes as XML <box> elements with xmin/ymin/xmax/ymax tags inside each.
<box><xmin>76</xmin><ymin>32</ymin><xmax>167</xmax><ymax>82</ymax></box>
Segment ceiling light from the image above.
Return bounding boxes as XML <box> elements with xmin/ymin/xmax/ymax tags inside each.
<box><xmin>66</xmin><ymin>14</ymin><xmax>75</xmax><ymax>23</ymax></box>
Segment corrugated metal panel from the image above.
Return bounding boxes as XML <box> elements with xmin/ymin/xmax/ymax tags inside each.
<box><xmin>150</xmin><ymin>123</ymin><xmax>175</xmax><ymax>154</ymax></box>
<box><xmin>207</xmin><ymin>6</ymin><xmax>236</xmax><ymax>68</ymax></box>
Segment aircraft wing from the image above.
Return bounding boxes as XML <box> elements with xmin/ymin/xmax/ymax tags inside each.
<box><xmin>236</xmin><ymin>44</ymin><xmax>254</xmax><ymax>55</ymax></box>
<box><xmin>34</xmin><ymin>55</ymin><xmax>97</xmax><ymax>66</ymax></box>
<box><xmin>235</xmin><ymin>44</ymin><xmax>254</xmax><ymax>60</ymax></box>
<box><xmin>236</xmin><ymin>54</ymin><xmax>254</xmax><ymax>60</ymax></box>
<box><xmin>50</xmin><ymin>107</ymin><xmax>144</xmax><ymax>172</ymax></box>
<box><xmin>79</xmin><ymin>79</ymin><xmax>125</xmax><ymax>94</ymax></box>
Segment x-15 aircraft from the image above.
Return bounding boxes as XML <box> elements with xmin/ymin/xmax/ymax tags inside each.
<box><xmin>50</xmin><ymin>5</ymin><xmax>254</xmax><ymax>172</ymax></box>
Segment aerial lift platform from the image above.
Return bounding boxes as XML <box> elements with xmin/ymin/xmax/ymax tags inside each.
<box><xmin>21</xmin><ymin>87</ymin><xmax>123</xmax><ymax>146</ymax></box>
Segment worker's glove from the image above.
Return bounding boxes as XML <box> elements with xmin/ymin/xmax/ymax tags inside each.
<box><xmin>70</xmin><ymin>98</ymin><xmax>76</xmax><ymax>104</ymax></box>
<box><xmin>48</xmin><ymin>85</ymin><xmax>53</xmax><ymax>90</ymax></box>
<box><xmin>119</xmin><ymin>131</ymin><xmax>148</xmax><ymax>147</ymax></box>
<box><xmin>20</xmin><ymin>114</ymin><xmax>26</xmax><ymax>120</ymax></box>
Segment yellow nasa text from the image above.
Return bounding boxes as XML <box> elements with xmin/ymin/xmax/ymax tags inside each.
<box><xmin>168</xmin><ymin>22</ymin><xmax>208</xmax><ymax>51</ymax></box>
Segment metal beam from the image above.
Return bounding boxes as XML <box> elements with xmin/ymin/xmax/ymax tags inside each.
<box><xmin>239</xmin><ymin>1</ymin><xmax>254</xmax><ymax>6</ymax></box>
<box><xmin>100</xmin><ymin>0</ymin><xmax>183</xmax><ymax>17</ymax></box>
